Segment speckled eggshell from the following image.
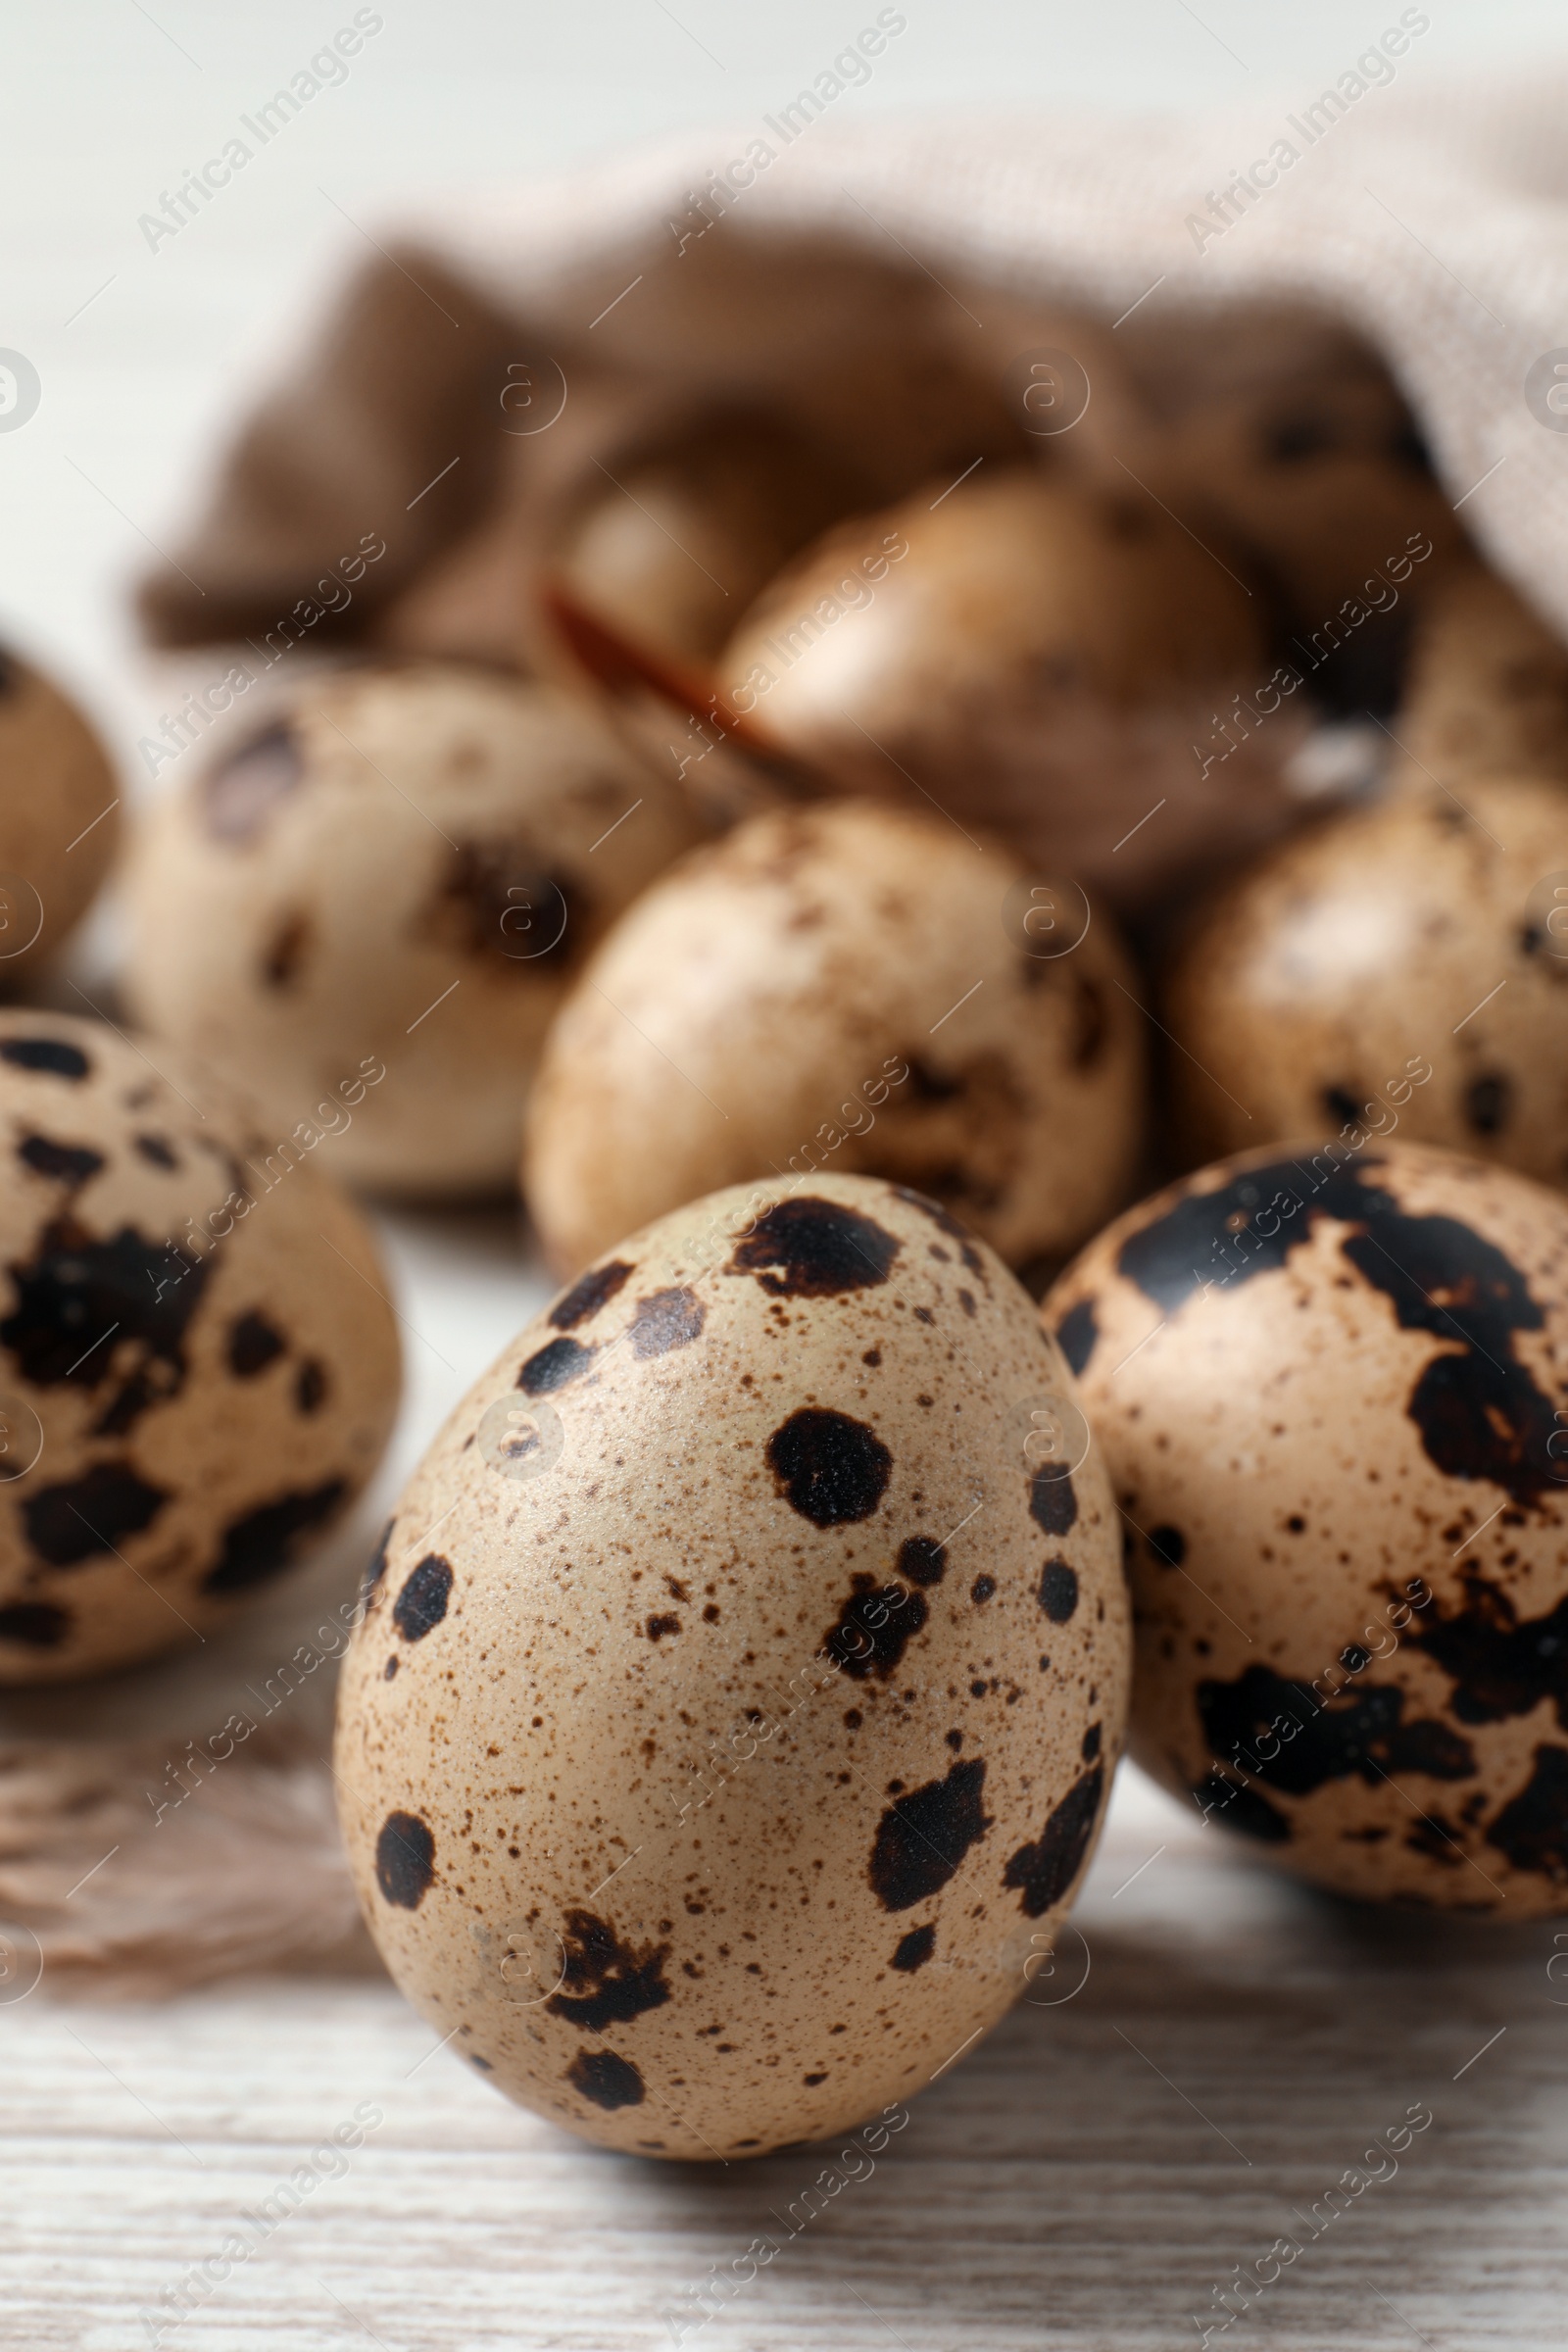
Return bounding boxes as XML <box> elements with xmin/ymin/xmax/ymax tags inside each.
<box><xmin>1046</xmin><ymin>1139</ymin><xmax>1568</xmax><ymax>1915</ymax></box>
<box><xmin>122</xmin><ymin>664</ymin><xmax>703</xmax><ymax>1196</ymax></box>
<box><xmin>0</xmin><ymin>646</ymin><xmax>119</xmax><ymax>971</ymax></box>
<box><xmin>1164</xmin><ymin>776</ymin><xmax>1568</xmax><ymax>1176</ymax></box>
<box><xmin>524</xmin><ymin>800</ymin><xmax>1147</xmax><ymax>1282</ymax></box>
<box><xmin>0</xmin><ymin>1009</ymin><xmax>400</xmax><ymax>1682</ymax></box>
<box><xmin>336</xmin><ymin>1173</ymin><xmax>1128</xmax><ymax>2158</ymax></box>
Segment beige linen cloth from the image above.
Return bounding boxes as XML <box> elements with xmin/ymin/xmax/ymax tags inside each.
<box><xmin>11</xmin><ymin>66</ymin><xmax>1568</xmax><ymax>1997</ymax></box>
<box><xmin>138</xmin><ymin>62</ymin><xmax>1568</xmax><ymax>660</ymax></box>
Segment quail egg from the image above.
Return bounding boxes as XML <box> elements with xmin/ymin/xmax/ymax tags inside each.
<box><xmin>337</xmin><ymin>1173</ymin><xmax>1127</xmax><ymax>2155</ymax></box>
<box><xmin>1048</xmin><ymin>1139</ymin><xmax>1568</xmax><ymax>1913</ymax></box>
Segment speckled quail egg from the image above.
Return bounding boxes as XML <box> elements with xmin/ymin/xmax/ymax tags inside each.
<box><xmin>715</xmin><ymin>469</ymin><xmax>1302</xmax><ymax>917</ymax></box>
<box><xmin>0</xmin><ymin>1008</ymin><xmax>399</xmax><ymax>1682</ymax></box>
<box><xmin>0</xmin><ymin>645</ymin><xmax>119</xmax><ymax>972</ymax></box>
<box><xmin>1131</xmin><ymin>331</ymin><xmax>1461</xmax><ymax>714</ymax></box>
<box><xmin>336</xmin><ymin>1172</ymin><xmax>1128</xmax><ymax>2157</ymax></box>
<box><xmin>523</xmin><ymin>800</ymin><xmax>1147</xmax><ymax>1282</ymax></box>
<box><xmin>1047</xmin><ymin>1139</ymin><xmax>1568</xmax><ymax>1914</ymax></box>
<box><xmin>1391</xmin><ymin>563</ymin><xmax>1568</xmax><ymax>787</ymax></box>
<box><xmin>122</xmin><ymin>663</ymin><xmax>704</xmax><ymax>1196</ymax></box>
<box><xmin>1164</xmin><ymin>775</ymin><xmax>1568</xmax><ymax>1177</ymax></box>
<box><xmin>547</xmin><ymin>404</ymin><xmax>871</xmax><ymax>670</ymax></box>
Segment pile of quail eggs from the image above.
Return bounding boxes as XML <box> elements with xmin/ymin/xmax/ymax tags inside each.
<box><xmin>5</xmin><ymin>308</ymin><xmax>1567</xmax><ymax>2160</ymax></box>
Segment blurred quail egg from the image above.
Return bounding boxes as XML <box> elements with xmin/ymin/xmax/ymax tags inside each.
<box><xmin>524</xmin><ymin>800</ymin><xmax>1147</xmax><ymax>1280</ymax></box>
<box><xmin>716</xmin><ymin>470</ymin><xmax>1300</xmax><ymax>916</ymax></box>
<box><xmin>0</xmin><ymin>1009</ymin><xmax>399</xmax><ymax>1681</ymax></box>
<box><xmin>1164</xmin><ymin>774</ymin><xmax>1568</xmax><ymax>1178</ymax></box>
<box><xmin>122</xmin><ymin>663</ymin><xmax>703</xmax><ymax>1195</ymax></box>
<box><xmin>0</xmin><ymin>645</ymin><xmax>119</xmax><ymax>972</ymax></box>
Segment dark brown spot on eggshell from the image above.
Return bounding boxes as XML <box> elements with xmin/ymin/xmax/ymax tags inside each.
<box><xmin>550</xmin><ymin>1259</ymin><xmax>633</xmax><ymax>1330</ymax></box>
<box><xmin>261</xmin><ymin>909</ymin><xmax>311</xmax><ymax>989</ymax></box>
<box><xmin>134</xmin><ymin>1134</ymin><xmax>177</xmax><ymax>1171</ymax></box>
<box><xmin>1465</xmin><ymin>1072</ymin><xmax>1511</xmax><ymax>1136</ymax></box>
<box><xmin>1054</xmin><ymin>1296</ymin><xmax>1099</xmax><ymax>1375</ymax></box>
<box><xmin>2</xmin><ymin>1213</ymin><xmax>209</xmax><ymax>1435</ymax></box>
<box><xmin>295</xmin><ymin>1358</ymin><xmax>326</xmax><ymax>1414</ymax></box>
<box><xmin>890</xmin><ymin>1925</ymin><xmax>935</xmax><ymax>1971</ymax></box>
<box><xmin>0</xmin><ymin>1037</ymin><xmax>89</xmax><ymax>1080</ymax></box>
<box><xmin>203</xmin><ymin>1479</ymin><xmax>346</xmax><ymax>1592</ymax></box>
<box><xmin>1038</xmin><ymin>1561</ymin><xmax>1079</xmax><ymax>1622</ymax></box>
<box><xmin>629</xmin><ymin>1286</ymin><xmax>705</xmax><ymax>1357</ymax></box>
<box><xmin>1198</xmin><ymin>1664</ymin><xmax>1476</xmax><ymax>1796</ymax></box>
<box><xmin>1415</xmin><ymin>1583</ymin><xmax>1568</xmax><ymax>1730</ymax></box>
<box><xmin>766</xmin><ymin>1406</ymin><xmax>892</xmax><ymax>1527</ymax></box>
<box><xmin>868</xmin><ymin>1757</ymin><xmax>992</xmax><ymax>1912</ymax></box>
<box><xmin>823</xmin><ymin>1573</ymin><xmax>928</xmax><ymax>1679</ymax></box>
<box><xmin>897</xmin><ymin>1535</ymin><xmax>946</xmax><ymax>1587</ymax></box>
<box><xmin>375</xmin><ymin>1810</ymin><xmax>435</xmax><ymax>1908</ymax></box>
<box><xmin>18</xmin><ymin>1134</ymin><xmax>104</xmax><ymax>1187</ymax></box>
<box><xmin>228</xmin><ymin>1310</ymin><xmax>286</xmax><ymax>1376</ymax></box>
<box><xmin>1485</xmin><ymin>1744</ymin><xmax>1568</xmax><ymax>1882</ymax></box>
<box><xmin>566</xmin><ymin>2048</ymin><xmax>646</xmax><ymax>2109</ymax></box>
<box><xmin>1148</xmin><ymin>1525</ymin><xmax>1186</xmax><ymax>1568</ymax></box>
<box><xmin>1029</xmin><ymin>1470</ymin><xmax>1078</xmax><ymax>1537</ymax></box>
<box><xmin>546</xmin><ymin>1911</ymin><xmax>671</xmax><ymax>2032</ymax></box>
<box><xmin>1119</xmin><ymin>1154</ymin><xmax>1563</xmax><ymax>1506</ymax></box>
<box><xmin>1003</xmin><ymin>1764</ymin><xmax>1103</xmax><ymax>1915</ymax></box>
<box><xmin>0</xmin><ymin>1600</ymin><xmax>71</xmax><ymax>1647</ymax></box>
<box><xmin>393</xmin><ymin>1553</ymin><xmax>454</xmax><ymax>1642</ymax></box>
<box><xmin>517</xmin><ymin>1336</ymin><xmax>593</xmax><ymax>1395</ymax></box>
<box><xmin>24</xmin><ymin>1461</ymin><xmax>168</xmax><ymax>1566</ymax></box>
<box><xmin>437</xmin><ymin>843</ymin><xmax>578</xmax><ymax>967</ymax></box>
<box><xmin>729</xmin><ymin>1196</ymin><xmax>900</xmax><ymax>1298</ymax></box>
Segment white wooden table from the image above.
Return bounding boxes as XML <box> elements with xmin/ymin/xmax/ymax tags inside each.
<box><xmin>3</xmin><ymin>1617</ymin><xmax>1564</xmax><ymax>2351</ymax></box>
<box><xmin>4</xmin><ymin>7</ymin><xmax>1568</xmax><ymax>2344</ymax></box>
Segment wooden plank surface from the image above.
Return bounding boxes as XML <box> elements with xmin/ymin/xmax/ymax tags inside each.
<box><xmin>0</xmin><ymin>1735</ymin><xmax>1562</xmax><ymax>2351</ymax></box>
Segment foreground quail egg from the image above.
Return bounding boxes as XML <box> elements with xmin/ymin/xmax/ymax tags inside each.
<box><xmin>716</xmin><ymin>469</ymin><xmax>1299</xmax><ymax>916</ymax></box>
<box><xmin>123</xmin><ymin>664</ymin><xmax>703</xmax><ymax>1195</ymax></box>
<box><xmin>0</xmin><ymin>645</ymin><xmax>119</xmax><ymax>971</ymax></box>
<box><xmin>0</xmin><ymin>1009</ymin><xmax>399</xmax><ymax>1681</ymax></box>
<box><xmin>523</xmin><ymin>800</ymin><xmax>1147</xmax><ymax>1280</ymax></box>
<box><xmin>1164</xmin><ymin>775</ymin><xmax>1568</xmax><ymax>1177</ymax></box>
<box><xmin>336</xmin><ymin>1173</ymin><xmax>1128</xmax><ymax>2157</ymax></box>
<box><xmin>1048</xmin><ymin>1140</ymin><xmax>1568</xmax><ymax>1914</ymax></box>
